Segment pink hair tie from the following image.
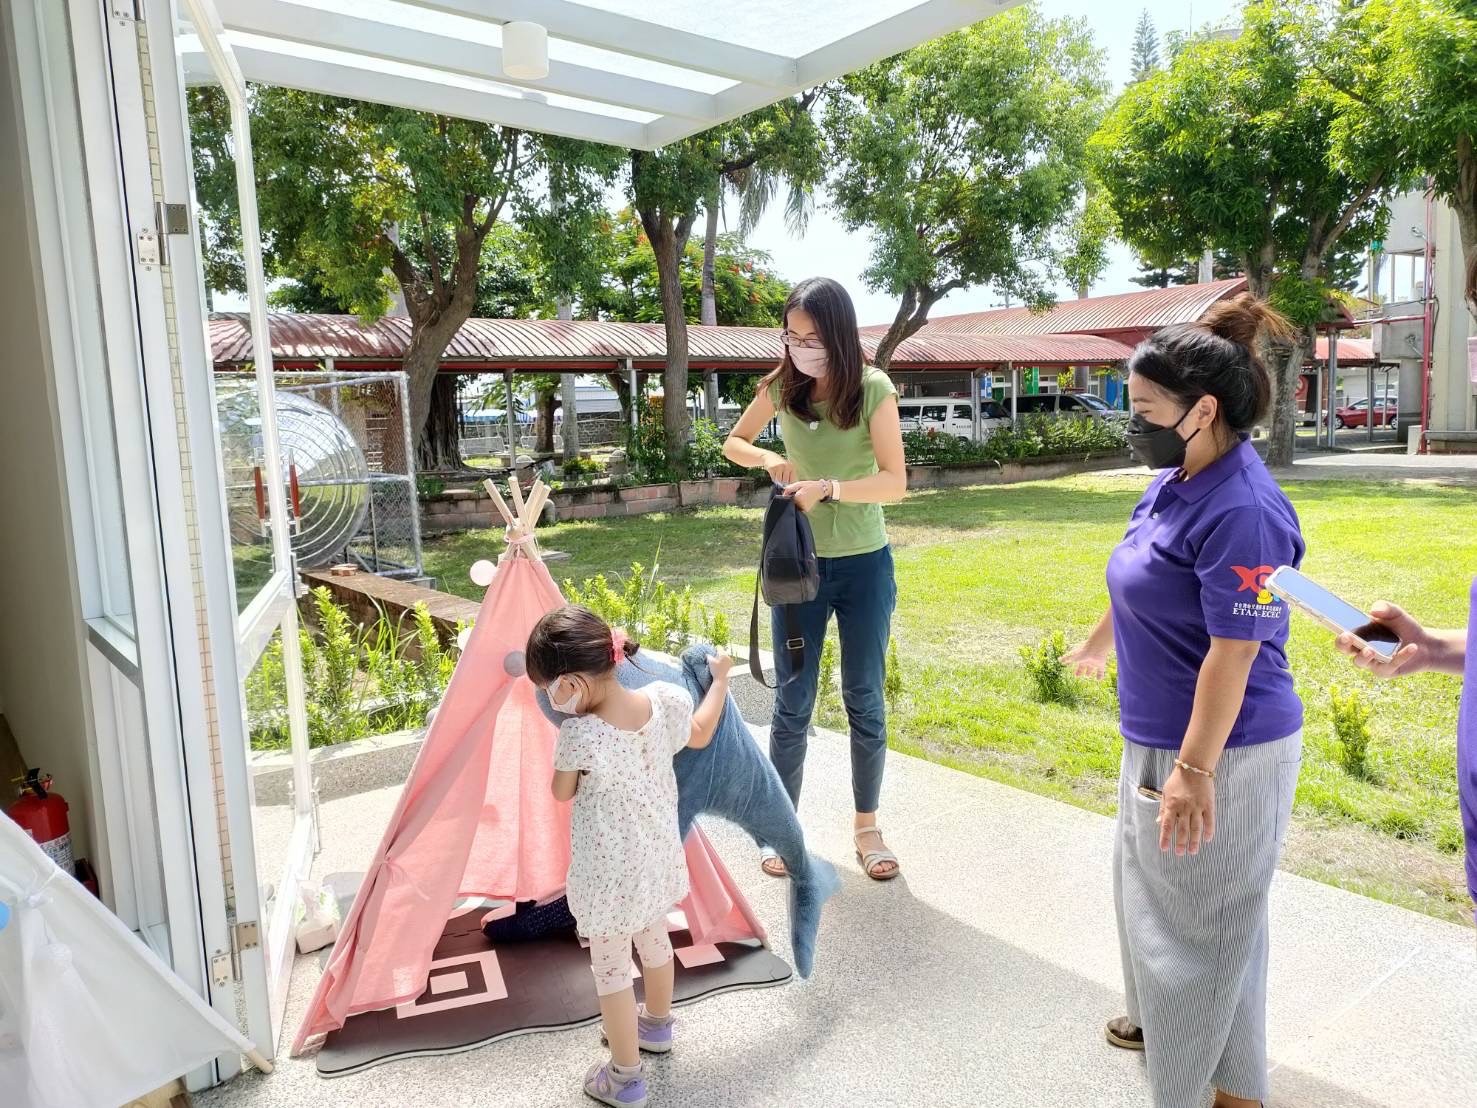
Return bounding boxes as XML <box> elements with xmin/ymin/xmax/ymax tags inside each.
<box><xmin>611</xmin><ymin>629</ymin><xmax>629</xmax><ymax>664</ymax></box>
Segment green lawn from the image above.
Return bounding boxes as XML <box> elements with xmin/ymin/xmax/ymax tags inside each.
<box><xmin>423</xmin><ymin>472</ymin><xmax>1477</xmax><ymax>925</ymax></box>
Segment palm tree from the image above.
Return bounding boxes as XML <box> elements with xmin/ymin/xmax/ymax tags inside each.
<box><xmin>698</xmin><ymin>164</ymin><xmax>813</xmax><ymax>417</ymax></box>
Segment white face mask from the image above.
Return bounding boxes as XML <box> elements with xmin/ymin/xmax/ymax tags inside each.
<box><xmin>789</xmin><ymin>346</ymin><xmax>829</xmax><ymax>378</ymax></box>
<box><xmin>548</xmin><ymin>675</ymin><xmax>584</xmax><ymax>715</ymax></box>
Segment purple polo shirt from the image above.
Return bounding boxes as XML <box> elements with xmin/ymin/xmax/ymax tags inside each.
<box><xmin>1458</xmin><ymin>579</ymin><xmax>1477</xmax><ymax>922</ymax></box>
<box><xmin>1107</xmin><ymin>438</ymin><xmax>1306</xmax><ymax>750</ymax></box>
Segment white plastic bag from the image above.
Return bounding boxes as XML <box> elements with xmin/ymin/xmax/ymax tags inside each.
<box><xmin>294</xmin><ymin>880</ymin><xmax>341</xmax><ymax>954</ymax></box>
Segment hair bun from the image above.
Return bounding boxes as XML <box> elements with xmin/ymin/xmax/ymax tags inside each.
<box><xmin>1199</xmin><ymin>293</ymin><xmax>1292</xmax><ymax>348</ymax></box>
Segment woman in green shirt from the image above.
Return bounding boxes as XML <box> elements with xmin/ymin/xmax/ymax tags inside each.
<box><xmin>724</xmin><ymin>277</ymin><xmax>908</xmax><ymax>881</ymax></box>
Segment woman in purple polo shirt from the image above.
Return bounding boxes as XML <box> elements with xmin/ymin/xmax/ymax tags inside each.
<box><xmin>1334</xmin><ymin>601</ymin><xmax>1475</xmax><ymax>931</ymax></box>
<box><xmin>1066</xmin><ymin>295</ymin><xmax>1305</xmax><ymax>1108</ymax></box>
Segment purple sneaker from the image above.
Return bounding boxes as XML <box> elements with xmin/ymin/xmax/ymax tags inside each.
<box><xmin>584</xmin><ymin>1060</ymin><xmax>648</xmax><ymax>1108</ymax></box>
<box><xmin>601</xmin><ymin>1006</ymin><xmax>676</xmax><ymax>1054</ymax></box>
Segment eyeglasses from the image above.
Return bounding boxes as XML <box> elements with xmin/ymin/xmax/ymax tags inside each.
<box><xmin>780</xmin><ymin>331</ymin><xmax>826</xmax><ymax>351</ymax></box>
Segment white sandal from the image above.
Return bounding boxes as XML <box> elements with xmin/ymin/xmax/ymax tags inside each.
<box><xmin>854</xmin><ymin>827</ymin><xmax>900</xmax><ymax>881</ymax></box>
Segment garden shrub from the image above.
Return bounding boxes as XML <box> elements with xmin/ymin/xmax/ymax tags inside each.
<box><xmin>563</xmin><ymin>560</ymin><xmax>726</xmax><ymax>655</ymax></box>
<box><xmin>245</xmin><ymin>590</ymin><xmax>461</xmax><ymax>750</ymax></box>
<box><xmin>902</xmin><ymin>413</ymin><xmax>1126</xmax><ymax>467</ymax></box>
<box><xmin>1330</xmin><ymin>686</ymin><xmax>1375</xmax><ymax>780</ymax></box>
<box><xmin>561</xmin><ymin>455</ymin><xmax>604</xmax><ymax>484</ymax></box>
<box><xmin>817</xmin><ymin>637</ymin><xmax>839</xmax><ymax>712</ymax></box>
<box><xmin>885</xmin><ymin>637</ymin><xmax>904</xmax><ymax>714</ymax></box>
<box><xmin>1019</xmin><ymin>631</ymin><xmax>1080</xmax><ymax>707</ymax></box>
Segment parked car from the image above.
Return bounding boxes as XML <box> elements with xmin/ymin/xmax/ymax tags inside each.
<box><xmin>1332</xmin><ymin>397</ymin><xmax>1399</xmax><ymax>429</ymax></box>
<box><xmin>897</xmin><ymin>397</ymin><xmax>1012</xmax><ymax>439</ymax></box>
<box><xmin>1013</xmin><ymin>392</ymin><xmax>1130</xmax><ymax>423</ymax></box>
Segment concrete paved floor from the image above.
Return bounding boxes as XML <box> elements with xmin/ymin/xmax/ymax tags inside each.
<box><xmin>201</xmin><ymin>728</ymin><xmax>1477</xmax><ymax>1108</ymax></box>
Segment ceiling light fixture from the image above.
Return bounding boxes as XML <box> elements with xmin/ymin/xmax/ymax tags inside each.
<box><xmin>501</xmin><ymin>21</ymin><xmax>549</xmax><ymax>80</ymax></box>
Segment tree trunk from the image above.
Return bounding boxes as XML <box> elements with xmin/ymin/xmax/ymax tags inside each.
<box><xmin>700</xmin><ymin>195</ymin><xmax>720</xmax><ymax>328</ymax></box>
<box><xmin>406</xmin><ymin>320</ymin><xmax>471</xmax><ymax>470</ymax></box>
<box><xmin>557</xmin><ymin>295</ymin><xmax>580</xmax><ymax>460</ymax></box>
<box><xmin>537</xmin><ymin>386</ymin><xmax>558</xmax><ymax>453</ymax></box>
<box><xmin>1265</xmin><ymin>325</ymin><xmax>1312</xmax><ymax>469</ymax></box>
<box><xmin>1454</xmin><ymin>132</ymin><xmax>1477</xmax><ymax>325</ymax></box>
<box><xmin>873</xmin><ymin>285</ymin><xmax>942</xmax><ymax>371</ymax></box>
<box><xmin>605</xmin><ymin>371</ymin><xmax>634</xmax><ymax>427</ymax></box>
<box><xmin>417</xmin><ymin>372</ymin><xmax>464</xmax><ymax>471</ymax></box>
<box><xmin>644</xmin><ymin>217</ymin><xmax>693</xmax><ymax>473</ymax></box>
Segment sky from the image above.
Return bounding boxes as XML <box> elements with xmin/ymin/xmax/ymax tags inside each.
<box><xmin>736</xmin><ymin>0</ymin><xmax>1243</xmax><ymax>327</ymax></box>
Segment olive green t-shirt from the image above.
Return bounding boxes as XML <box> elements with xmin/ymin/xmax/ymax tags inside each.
<box><xmin>768</xmin><ymin>366</ymin><xmax>897</xmax><ymax>559</ymax></box>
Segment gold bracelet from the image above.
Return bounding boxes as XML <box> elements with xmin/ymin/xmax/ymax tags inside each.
<box><xmin>1173</xmin><ymin>757</ymin><xmax>1215</xmax><ymax>779</ymax></box>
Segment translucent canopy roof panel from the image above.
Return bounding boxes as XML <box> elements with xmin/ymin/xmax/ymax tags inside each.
<box><xmin>180</xmin><ymin>0</ymin><xmax>1024</xmax><ymax>148</ymax></box>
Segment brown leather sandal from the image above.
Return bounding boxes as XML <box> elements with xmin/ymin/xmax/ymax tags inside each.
<box><xmin>758</xmin><ymin>847</ymin><xmax>787</xmax><ymax>878</ymax></box>
<box><xmin>1105</xmin><ymin>1016</ymin><xmax>1145</xmax><ymax>1051</ymax></box>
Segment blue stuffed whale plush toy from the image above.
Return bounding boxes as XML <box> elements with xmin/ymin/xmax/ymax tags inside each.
<box><xmin>535</xmin><ymin>643</ymin><xmax>840</xmax><ymax>978</ymax></box>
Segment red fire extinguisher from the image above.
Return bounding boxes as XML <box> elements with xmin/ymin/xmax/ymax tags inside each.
<box><xmin>9</xmin><ymin>768</ymin><xmax>74</xmax><ymax>873</ymax></box>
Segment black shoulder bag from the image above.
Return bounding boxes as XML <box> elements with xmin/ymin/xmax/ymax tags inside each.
<box><xmin>749</xmin><ymin>484</ymin><xmax>821</xmax><ymax>687</ymax></box>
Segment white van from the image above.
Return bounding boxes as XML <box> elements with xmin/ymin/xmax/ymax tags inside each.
<box><xmin>897</xmin><ymin>397</ymin><xmax>1012</xmax><ymax>439</ymax></box>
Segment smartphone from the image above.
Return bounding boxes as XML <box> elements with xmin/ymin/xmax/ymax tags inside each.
<box><xmin>1265</xmin><ymin>566</ymin><xmax>1400</xmax><ymax>660</ymax></box>
<box><xmin>1137</xmin><ymin>785</ymin><xmax>1163</xmax><ymax>802</ymax></box>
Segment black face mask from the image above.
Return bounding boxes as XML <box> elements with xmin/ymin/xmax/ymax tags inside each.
<box><xmin>1126</xmin><ymin>407</ymin><xmax>1201</xmax><ymax>470</ymax></box>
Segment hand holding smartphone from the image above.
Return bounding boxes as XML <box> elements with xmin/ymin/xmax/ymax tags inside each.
<box><xmin>1265</xmin><ymin>567</ymin><xmax>1401</xmax><ymax>660</ymax></box>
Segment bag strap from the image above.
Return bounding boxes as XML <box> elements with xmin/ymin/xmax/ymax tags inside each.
<box><xmin>749</xmin><ymin>581</ymin><xmax>808</xmax><ymax>691</ymax></box>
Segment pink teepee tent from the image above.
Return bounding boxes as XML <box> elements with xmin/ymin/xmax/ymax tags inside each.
<box><xmin>293</xmin><ymin>480</ymin><xmax>764</xmax><ymax>1055</ymax></box>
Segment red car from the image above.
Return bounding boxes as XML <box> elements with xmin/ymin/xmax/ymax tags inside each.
<box><xmin>1333</xmin><ymin>398</ymin><xmax>1398</xmax><ymax>429</ymax></box>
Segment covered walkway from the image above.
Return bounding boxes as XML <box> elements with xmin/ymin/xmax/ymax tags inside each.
<box><xmin>200</xmin><ymin>724</ymin><xmax>1477</xmax><ymax>1108</ymax></box>
<box><xmin>209</xmin><ymin>313</ymin><xmax>1135</xmax><ymax>375</ymax></box>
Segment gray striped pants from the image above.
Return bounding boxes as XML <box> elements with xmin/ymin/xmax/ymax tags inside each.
<box><xmin>1114</xmin><ymin>732</ymin><xmax>1302</xmax><ymax>1108</ymax></box>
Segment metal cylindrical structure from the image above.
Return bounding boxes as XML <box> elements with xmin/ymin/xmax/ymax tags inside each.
<box><xmin>1326</xmin><ymin>332</ymin><xmax>1339</xmax><ymax>449</ymax></box>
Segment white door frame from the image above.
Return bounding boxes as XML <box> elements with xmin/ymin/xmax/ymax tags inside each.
<box><xmin>141</xmin><ymin>0</ymin><xmax>317</xmax><ymax>1064</ymax></box>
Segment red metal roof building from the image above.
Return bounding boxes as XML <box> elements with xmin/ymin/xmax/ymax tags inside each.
<box><xmin>868</xmin><ymin>279</ymin><xmax>1251</xmax><ymax>347</ymax></box>
<box><xmin>209</xmin><ymin>314</ymin><xmax>1134</xmax><ymax>374</ymax></box>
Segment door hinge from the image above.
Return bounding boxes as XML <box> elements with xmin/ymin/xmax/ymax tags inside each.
<box><xmin>210</xmin><ymin>951</ymin><xmax>232</xmax><ymax>988</ymax></box>
<box><xmin>136</xmin><ymin>228</ymin><xmax>161</xmax><ymax>269</ymax></box>
<box><xmin>110</xmin><ymin>0</ymin><xmax>139</xmax><ymax>22</ymax></box>
<box><xmin>234</xmin><ymin>920</ymin><xmax>261</xmax><ymax>953</ymax></box>
<box><xmin>227</xmin><ymin>920</ymin><xmax>260</xmax><ymax>982</ymax></box>
<box><xmin>160</xmin><ymin>201</ymin><xmax>191</xmax><ymax>236</ymax></box>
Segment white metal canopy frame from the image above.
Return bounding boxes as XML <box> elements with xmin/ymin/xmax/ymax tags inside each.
<box><xmin>177</xmin><ymin>0</ymin><xmax>1024</xmax><ymax>148</ymax></box>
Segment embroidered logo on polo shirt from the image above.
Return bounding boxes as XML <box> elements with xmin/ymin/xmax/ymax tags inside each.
<box><xmin>1231</xmin><ymin>565</ymin><xmax>1283</xmax><ymax>616</ymax></box>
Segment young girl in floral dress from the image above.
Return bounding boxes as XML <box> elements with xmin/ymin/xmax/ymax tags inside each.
<box><xmin>526</xmin><ymin>605</ymin><xmax>732</xmax><ymax>1108</ymax></box>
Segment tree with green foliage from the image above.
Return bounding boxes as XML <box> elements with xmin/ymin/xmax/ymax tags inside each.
<box><xmin>628</xmin><ymin>95</ymin><xmax>824</xmax><ymax>471</ymax></box>
<box><xmin>1060</xmin><ymin>185</ymin><xmax>1118</xmax><ymax>299</ymax></box>
<box><xmin>268</xmin><ymin>223</ymin><xmax>545</xmax><ymax>319</ymax></box>
<box><xmin>1325</xmin><ymin>0</ymin><xmax>1477</xmax><ymax>325</ymax></box>
<box><xmin>1129</xmin><ymin>246</ymin><xmax>1242</xmax><ymax>290</ymax></box>
<box><xmin>1131</xmin><ymin>10</ymin><xmax>1161</xmax><ymax>82</ymax></box>
<box><xmin>565</xmin><ymin>209</ymin><xmax>790</xmax><ymax>427</ymax></box>
<box><xmin>187</xmin><ymin>88</ymin><xmax>606</xmax><ymax>471</ymax></box>
<box><xmin>583</xmin><ymin>210</ymin><xmax>790</xmax><ymax>328</ymax></box>
<box><xmin>521</xmin><ymin>139</ymin><xmax>628</xmax><ymax>457</ymax></box>
<box><xmin>1090</xmin><ymin>1</ymin><xmax>1411</xmax><ymax>467</ymax></box>
<box><xmin>825</xmin><ymin>8</ymin><xmax>1109</xmax><ymax>370</ymax></box>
